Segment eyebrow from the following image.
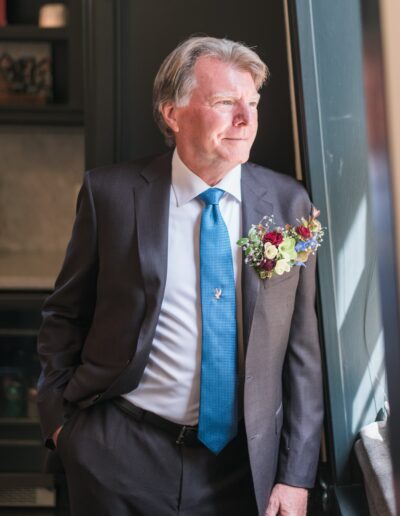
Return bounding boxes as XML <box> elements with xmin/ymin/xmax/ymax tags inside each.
<box><xmin>209</xmin><ymin>92</ymin><xmax>261</xmax><ymax>101</ymax></box>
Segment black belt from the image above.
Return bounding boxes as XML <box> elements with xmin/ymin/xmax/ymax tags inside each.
<box><xmin>112</xmin><ymin>397</ymin><xmax>201</xmax><ymax>447</ymax></box>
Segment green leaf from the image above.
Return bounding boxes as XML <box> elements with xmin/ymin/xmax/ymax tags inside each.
<box><xmin>237</xmin><ymin>237</ymin><xmax>249</xmax><ymax>246</ymax></box>
<box><xmin>249</xmin><ymin>228</ymin><xmax>257</xmax><ymax>240</ymax></box>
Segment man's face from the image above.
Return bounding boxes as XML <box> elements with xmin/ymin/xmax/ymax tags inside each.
<box><xmin>164</xmin><ymin>56</ymin><xmax>260</xmax><ymax>174</ymax></box>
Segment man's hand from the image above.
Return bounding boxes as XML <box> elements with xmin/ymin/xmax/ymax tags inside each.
<box><xmin>52</xmin><ymin>425</ymin><xmax>63</xmax><ymax>448</ymax></box>
<box><xmin>265</xmin><ymin>483</ymin><xmax>308</xmax><ymax>516</ymax></box>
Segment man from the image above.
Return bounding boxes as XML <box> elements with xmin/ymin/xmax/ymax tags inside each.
<box><xmin>37</xmin><ymin>36</ymin><xmax>323</xmax><ymax>515</ymax></box>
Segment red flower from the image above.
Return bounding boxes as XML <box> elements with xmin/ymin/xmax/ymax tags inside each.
<box><xmin>263</xmin><ymin>231</ymin><xmax>283</xmax><ymax>246</ymax></box>
<box><xmin>261</xmin><ymin>259</ymin><xmax>276</xmax><ymax>271</ymax></box>
<box><xmin>296</xmin><ymin>225</ymin><xmax>311</xmax><ymax>239</ymax></box>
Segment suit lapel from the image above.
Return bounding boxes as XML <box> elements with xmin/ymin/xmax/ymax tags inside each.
<box><xmin>241</xmin><ymin>163</ymin><xmax>274</xmax><ymax>349</ymax></box>
<box><xmin>132</xmin><ymin>154</ymin><xmax>172</xmax><ymax>375</ymax></box>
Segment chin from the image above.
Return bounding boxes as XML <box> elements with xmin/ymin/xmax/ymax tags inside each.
<box><xmin>218</xmin><ymin>148</ymin><xmax>250</xmax><ymax>163</ymax></box>
<box><xmin>231</xmin><ymin>151</ymin><xmax>251</xmax><ymax>165</ymax></box>
<box><xmin>238</xmin><ymin>153</ymin><xmax>251</xmax><ymax>164</ymax></box>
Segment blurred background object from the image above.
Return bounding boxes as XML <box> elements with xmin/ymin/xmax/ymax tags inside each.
<box><xmin>0</xmin><ymin>43</ymin><xmax>52</xmax><ymax>105</ymax></box>
<box><xmin>39</xmin><ymin>4</ymin><xmax>68</xmax><ymax>29</ymax></box>
<box><xmin>0</xmin><ymin>0</ymin><xmax>6</xmax><ymax>27</ymax></box>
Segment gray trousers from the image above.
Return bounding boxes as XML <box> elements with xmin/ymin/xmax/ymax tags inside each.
<box><xmin>57</xmin><ymin>401</ymin><xmax>258</xmax><ymax>516</ymax></box>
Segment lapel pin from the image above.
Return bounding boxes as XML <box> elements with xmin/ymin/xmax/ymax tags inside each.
<box><xmin>214</xmin><ymin>288</ymin><xmax>222</xmax><ymax>300</ymax></box>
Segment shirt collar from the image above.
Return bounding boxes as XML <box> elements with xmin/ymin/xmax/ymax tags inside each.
<box><xmin>171</xmin><ymin>148</ymin><xmax>242</xmax><ymax>207</ymax></box>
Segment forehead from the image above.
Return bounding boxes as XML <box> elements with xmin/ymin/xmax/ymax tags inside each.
<box><xmin>191</xmin><ymin>56</ymin><xmax>257</xmax><ymax>96</ymax></box>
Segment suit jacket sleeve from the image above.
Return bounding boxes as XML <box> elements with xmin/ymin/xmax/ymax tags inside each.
<box><xmin>37</xmin><ymin>170</ymin><xmax>98</xmax><ymax>447</ymax></box>
<box><xmin>275</xmin><ymin>216</ymin><xmax>324</xmax><ymax>487</ymax></box>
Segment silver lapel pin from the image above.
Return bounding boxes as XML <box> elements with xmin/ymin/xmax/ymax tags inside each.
<box><xmin>214</xmin><ymin>288</ymin><xmax>222</xmax><ymax>300</ymax></box>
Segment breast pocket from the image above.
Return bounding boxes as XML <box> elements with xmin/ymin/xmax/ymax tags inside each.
<box><xmin>263</xmin><ymin>266</ymin><xmax>300</xmax><ymax>291</ymax></box>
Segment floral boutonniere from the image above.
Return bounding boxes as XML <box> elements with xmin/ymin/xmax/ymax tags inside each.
<box><xmin>237</xmin><ymin>207</ymin><xmax>325</xmax><ymax>280</ymax></box>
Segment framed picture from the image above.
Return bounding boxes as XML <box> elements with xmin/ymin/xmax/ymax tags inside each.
<box><xmin>0</xmin><ymin>42</ymin><xmax>53</xmax><ymax>105</ymax></box>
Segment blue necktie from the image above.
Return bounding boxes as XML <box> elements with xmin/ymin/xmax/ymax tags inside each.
<box><xmin>197</xmin><ymin>188</ymin><xmax>238</xmax><ymax>454</ymax></box>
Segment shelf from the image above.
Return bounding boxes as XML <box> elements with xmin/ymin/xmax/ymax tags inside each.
<box><xmin>0</xmin><ymin>418</ymin><xmax>40</xmax><ymax>425</ymax></box>
<box><xmin>0</xmin><ymin>329</ymin><xmax>38</xmax><ymax>337</ymax></box>
<box><xmin>0</xmin><ymin>472</ymin><xmax>54</xmax><ymax>489</ymax></box>
<box><xmin>0</xmin><ymin>26</ymin><xmax>69</xmax><ymax>41</ymax></box>
<box><xmin>0</xmin><ymin>105</ymin><xmax>84</xmax><ymax>125</ymax></box>
<box><xmin>0</xmin><ymin>439</ymin><xmax>40</xmax><ymax>446</ymax></box>
<box><xmin>0</xmin><ymin>291</ymin><xmax>49</xmax><ymax>308</ymax></box>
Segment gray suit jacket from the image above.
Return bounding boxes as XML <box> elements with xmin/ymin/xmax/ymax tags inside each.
<box><xmin>37</xmin><ymin>152</ymin><xmax>323</xmax><ymax>514</ymax></box>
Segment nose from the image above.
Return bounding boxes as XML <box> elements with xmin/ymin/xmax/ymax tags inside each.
<box><xmin>233</xmin><ymin>102</ymin><xmax>251</xmax><ymax>126</ymax></box>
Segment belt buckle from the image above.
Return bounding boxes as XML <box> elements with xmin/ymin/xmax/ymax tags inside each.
<box><xmin>175</xmin><ymin>425</ymin><xmax>198</xmax><ymax>446</ymax></box>
<box><xmin>176</xmin><ymin>426</ymin><xmax>188</xmax><ymax>445</ymax></box>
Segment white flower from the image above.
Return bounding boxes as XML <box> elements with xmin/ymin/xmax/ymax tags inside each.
<box><xmin>264</xmin><ymin>242</ymin><xmax>278</xmax><ymax>259</ymax></box>
<box><xmin>274</xmin><ymin>258</ymin><xmax>291</xmax><ymax>275</ymax></box>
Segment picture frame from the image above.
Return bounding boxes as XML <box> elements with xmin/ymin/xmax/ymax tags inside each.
<box><xmin>0</xmin><ymin>42</ymin><xmax>53</xmax><ymax>105</ymax></box>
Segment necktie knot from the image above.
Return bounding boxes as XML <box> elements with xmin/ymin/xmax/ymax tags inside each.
<box><xmin>199</xmin><ymin>188</ymin><xmax>224</xmax><ymax>206</ymax></box>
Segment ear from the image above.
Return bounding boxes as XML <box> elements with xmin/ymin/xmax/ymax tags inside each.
<box><xmin>160</xmin><ymin>102</ymin><xmax>180</xmax><ymax>134</ymax></box>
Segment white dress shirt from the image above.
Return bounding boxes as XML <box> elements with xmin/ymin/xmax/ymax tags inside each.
<box><xmin>123</xmin><ymin>150</ymin><xmax>243</xmax><ymax>425</ymax></box>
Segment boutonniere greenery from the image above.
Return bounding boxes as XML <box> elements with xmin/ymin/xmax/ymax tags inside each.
<box><xmin>237</xmin><ymin>207</ymin><xmax>324</xmax><ymax>280</ymax></box>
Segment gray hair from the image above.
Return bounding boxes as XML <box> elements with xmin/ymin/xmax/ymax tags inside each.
<box><xmin>153</xmin><ymin>36</ymin><xmax>269</xmax><ymax>146</ymax></box>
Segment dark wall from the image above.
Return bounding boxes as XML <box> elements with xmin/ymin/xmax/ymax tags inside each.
<box><xmin>84</xmin><ymin>0</ymin><xmax>295</xmax><ymax>176</ymax></box>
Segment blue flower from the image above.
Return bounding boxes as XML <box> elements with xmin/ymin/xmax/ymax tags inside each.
<box><xmin>309</xmin><ymin>237</ymin><xmax>318</xmax><ymax>249</ymax></box>
<box><xmin>295</xmin><ymin>241</ymin><xmax>309</xmax><ymax>252</ymax></box>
